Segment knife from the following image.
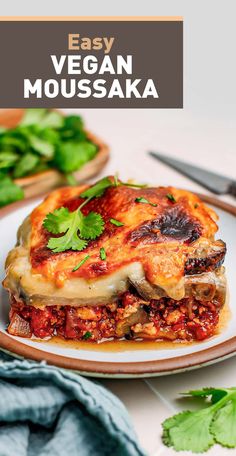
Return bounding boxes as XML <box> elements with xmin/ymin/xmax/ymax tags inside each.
<box><xmin>149</xmin><ymin>151</ymin><xmax>236</xmax><ymax>197</ymax></box>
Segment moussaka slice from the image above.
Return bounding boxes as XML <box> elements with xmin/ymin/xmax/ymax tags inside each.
<box><xmin>3</xmin><ymin>176</ymin><xmax>227</xmax><ymax>342</ymax></box>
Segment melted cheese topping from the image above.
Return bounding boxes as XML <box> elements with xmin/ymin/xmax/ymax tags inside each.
<box><xmin>3</xmin><ymin>183</ymin><xmax>222</xmax><ymax>304</ymax></box>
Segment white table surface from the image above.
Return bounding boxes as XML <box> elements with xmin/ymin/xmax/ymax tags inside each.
<box><xmin>66</xmin><ymin>107</ymin><xmax>235</xmax><ymax>455</ymax></box>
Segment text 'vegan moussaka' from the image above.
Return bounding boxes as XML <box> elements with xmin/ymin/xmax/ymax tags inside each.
<box><xmin>3</xmin><ymin>177</ymin><xmax>227</xmax><ymax>342</ymax></box>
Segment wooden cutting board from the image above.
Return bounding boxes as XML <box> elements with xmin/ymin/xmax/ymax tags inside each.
<box><xmin>0</xmin><ymin>109</ymin><xmax>110</xmax><ymax>198</ymax></box>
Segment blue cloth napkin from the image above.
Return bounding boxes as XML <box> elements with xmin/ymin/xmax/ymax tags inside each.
<box><xmin>0</xmin><ymin>352</ymin><xmax>145</xmax><ymax>456</ymax></box>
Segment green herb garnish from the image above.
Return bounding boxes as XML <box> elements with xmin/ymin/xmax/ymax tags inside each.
<box><xmin>82</xmin><ymin>331</ymin><xmax>92</xmax><ymax>340</ymax></box>
<box><xmin>0</xmin><ymin>173</ymin><xmax>24</xmax><ymax>207</ymax></box>
<box><xmin>110</xmin><ymin>218</ymin><xmax>124</xmax><ymax>227</ymax></box>
<box><xmin>44</xmin><ymin>204</ymin><xmax>104</xmax><ymax>253</ymax></box>
<box><xmin>72</xmin><ymin>255</ymin><xmax>90</xmax><ymax>272</ymax></box>
<box><xmin>43</xmin><ymin>175</ymin><xmax>146</xmax><ymax>253</ymax></box>
<box><xmin>166</xmin><ymin>193</ymin><xmax>176</xmax><ymax>203</ymax></box>
<box><xmin>80</xmin><ymin>176</ymin><xmax>114</xmax><ymax>199</ymax></box>
<box><xmin>135</xmin><ymin>197</ymin><xmax>157</xmax><ymax>207</ymax></box>
<box><xmin>162</xmin><ymin>387</ymin><xmax>236</xmax><ymax>453</ymax></box>
<box><xmin>100</xmin><ymin>247</ymin><xmax>106</xmax><ymax>260</ymax></box>
<box><xmin>194</xmin><ymin>203</ymin><xmax>199</xmax><ymax>209</ymax></box>
<box><xmin>80</xmin><ymin>175</ymin><xmax>147</xmax><ymax>200</ymax></box>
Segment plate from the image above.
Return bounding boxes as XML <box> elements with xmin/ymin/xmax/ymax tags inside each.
<box><xmin>0</xmin><ymin>195</ymin><xmax>235</xmax><ymax>378</ymax></box>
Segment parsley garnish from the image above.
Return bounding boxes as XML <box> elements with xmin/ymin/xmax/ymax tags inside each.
<box><xmin>82</xmin><ymin>331</ymin><xmax>92</xmax><ymax>340</ymax></box>
<box><xmin>194</xmin><ymin>203</ymin><xmax>199</xmax><ymax>208</ymax></box>
<box><xmin>162</xmin><ymin>387</ymin><xmax>236</xmax><ymax>453</ymax></box>
<box><xmin>135</xmin><ymin>197</ymin><xmax>157</xmax><ymax>207</ymax></box>
<box><xmin>166</xmin><ymin>193</ymin><xmax>176</xmax><ymax>203</ymax></box>
<box><xmin>110</xmin><ymin>218</ymin><xmax>124</xmax><ymax>227</ymax></box>
<box><xmin>100</xmin><ymin>247</ymin><xmax>106</xmax><ymax>260</ymax></box>
<box><xmin>72</xmin><ymin>255</ymin><xmax>90</xmax><ymax>272</ymax></box>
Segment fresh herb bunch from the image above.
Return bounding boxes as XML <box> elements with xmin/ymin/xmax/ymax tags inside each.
<box><xmin>162</xmin><ymin>386</ymin><xmax>236</xmax><ymax>453</ymax></box>
<box><xmin>0</xmin><ymin>109</ymin><xmax>98</xmax><ymax>207</ymax></box>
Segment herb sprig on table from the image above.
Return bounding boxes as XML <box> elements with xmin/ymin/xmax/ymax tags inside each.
<box><xmin>43</xmin><ymin>175</ymin><xmax>147</xmax><ymax>253</ymax></box>
<box><xmin>162</xmin><ymin>386</ymin><xmax>236</xmax><ymax>453</ymax></box>
<box><xmin>0</xmin><ymin>109</ymin><xmax>98</xmax><ymax>207</ymax></box>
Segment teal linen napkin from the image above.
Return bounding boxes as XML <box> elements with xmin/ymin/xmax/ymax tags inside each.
<box><xmin>0</xmin><ymin>352</ymin><xmax>145</xmax><ymax>456</ymax></box>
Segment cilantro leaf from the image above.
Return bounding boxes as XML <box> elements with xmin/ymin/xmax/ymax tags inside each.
<box><xmin>184</xmin><ymin>387</ymin><xmax>228</xmax><ymax>404</ymax></box>
<box><xmin>43</xmin><ymin>205</ymin><xmax>104</xmax><ymax>253</ymax></box>
<box><xmin>0</xmin><ymin>152</ymin><xmax>19</xmax><ymax>170</ymax></box>
<box><xmin>13</xmin><ymin>153</ymin><xmax>39</xmax><ymax>178</ymax></box>
<box><xmin>20</xmin><ymin>109</ymin><xmax>48</xmax><ymax>126</ymax></box>
<box><xmin>43</xmin><ymin>207</ymin><xmax>73</xmax><ymax>234</ymax></box>
<box><xmin>80</xmin><ymin>176</ymin><xmax>114</xmax><ymax>199</ymax></box>
<box><xmin>165</xmin><ymin>408</ymin><xmax>215</xmax><ymax>452</ymax></box>
<box><xmin>39</xmin><ymin>111</ymin><xmax>64</xmax><ymax>129</ymax></box>
<box><xmin>47</xmin><ymin>231</ymin><xmax>87</xmax><ymax>253</ymax></box>
<box><xmin>0</xmin><ymin>174</ymin><xmax>24</xmax><ymax>207</ymax></box>
<box><xmin>211</xmin><ymin>401</ymin><xmax>236</xmax><ymax>448</ymax></box>
<box><xmin>54</xmin><ymin>141</ymin><xmax>97</xmax><ymax>173</ymax></box>
<box><xmin>29</xmin><ymin>134</ymin><xmax>55</xmax><ymax>159</ymax></box>
<box><xmin>162</xmin><ymin>387</ymin><xmax>236</xmax><ymax>453</ymax></box>
<box><xmin>79</xmin><ymin>212</ymin><xmax>105</xmax><ymax>240</ymax></box>
<box><xmin>79</xmin><ymin>176</ymin><xmax>148</xmax><ymax>202</ymax></box>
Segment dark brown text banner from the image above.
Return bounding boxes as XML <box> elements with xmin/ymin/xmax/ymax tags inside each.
<box><xmin>0</xmin><ymin>19</ymin><xmax>183</xmax><ymax>108</ymax></box>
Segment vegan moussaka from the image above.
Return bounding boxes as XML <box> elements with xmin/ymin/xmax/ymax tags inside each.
<box><xmin>3</xmin><ymin>176</ymin><xmax>227</xmax><ymax>342</ymax></box>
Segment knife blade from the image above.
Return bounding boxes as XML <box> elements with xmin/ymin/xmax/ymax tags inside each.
<box><xmin>149</xmin><ymin>151</ymin><xmax>236</xmax><ymax>197</ymax></box>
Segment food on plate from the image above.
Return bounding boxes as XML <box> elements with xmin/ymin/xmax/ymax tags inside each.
<box><xmin>0</xmin><ymin>109</ymin><xmax>101</xmax><ymax>207</ymax></box>
<box><xmin>3</xmin><ymin>176</ymin><xmax>227</xmax><ymax>342</ymax></box>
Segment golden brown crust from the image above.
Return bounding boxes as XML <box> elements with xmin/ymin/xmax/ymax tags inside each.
<box><xmin>29</xmin><ymin>183</ymin><xmax>223</xmax><ymax>292</ymax></box>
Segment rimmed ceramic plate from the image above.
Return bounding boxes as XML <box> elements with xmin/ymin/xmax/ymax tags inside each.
<box><xmin>0</xmin><ymin>195</ymin><xmax>235</xmax><ymax>378</ymax></box>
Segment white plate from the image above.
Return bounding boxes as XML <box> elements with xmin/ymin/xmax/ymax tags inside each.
<box><xmin>0</xmin><ymin>195</ymin><xmax>235</xmax><ymax>378</ymax></box>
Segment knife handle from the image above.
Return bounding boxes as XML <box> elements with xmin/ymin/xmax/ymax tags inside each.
<box><xmin>229</xmin><ymin>181</ymin><xmax>236</xmax><ymax>197</ymax></box>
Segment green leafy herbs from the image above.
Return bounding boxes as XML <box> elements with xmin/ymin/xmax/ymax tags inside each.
<box><xmin>53</xmin><ymin>141</ymin><xmax>97</xmax><ymax>173</ymax></box>
<box><xmin>166</xmin><ymin>193</ymin><xmax>176</xmax><ymax>203</ymax></box>
<box><xmin>194</xmin><ymin>203</ymin><xmax>199</xmax><ymax>209</ymax></box>
<box><xmin>43</xmin><ymin>175</ymin><xmax>148</xmax><ymax>254</ymax></box>
<box><xmin>13</xmin><ymin>153</ymin><xmax>39</xmax><ymax>178</ymax></box>
<box><xmin>110</xmin><ymin>218</ymin><xmax>124</xmax><ymax>227</ymax></box>
<box><xmin>82</xmin><ymin>331</ymin><xmax>92</xmax><ymax>340</ymax></box>
<box><xmin>80</xmin><ymin>176</ymin><xmax>147</xmax><ymax>200</ymax></box>
<box><xmin>80</xmin><ymin>176</ymin><xmax>114</xmax><ymax>199</ymax></box>
<box><xmin>43</xmin><ymin>206</ymin><xmax>104</xmax><ymax>253</ymax></box>
<box><xmin>100</xmin><ymin>247</ymin><xmax>106</xmax><ymax>261</ymax></box>
<box><xmin>72</xmin><ymin>255</ymin><xmax>90</xmax><ymax>272</ymax></box>
<box><xmin>135</xmin><ymin>197</ymin><xmax>157</xmax><ymax>207</ymax></box>
<box><xmin>162</xmin><ymin>387</ymin><xmax>236</xmax><ymax>453</ymax></box>
<box><xmin>0</xmin><ymin>109</ymin><xmax>98</xmax><ymax>206</ymax></box>
<box><xmin>0</xmin><ymin>173</ymin><xmax>24</xmax><ymax>207</ymax></box>
<box><xmin>0</xmin><ymin>152</ymin><xmax>18</xmax><ymax>170</ymax></box>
